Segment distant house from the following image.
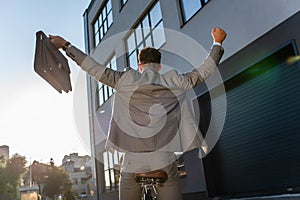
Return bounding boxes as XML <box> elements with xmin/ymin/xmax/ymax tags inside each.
<box><xmin>0</xmin><ymin>145</ymin><xmax>9</xmax><ymax>161</ymax></box>
<box><xmin>61</xmin><ymin>153</ymin><xmax>94</xmax><ymax>199</ymax></box>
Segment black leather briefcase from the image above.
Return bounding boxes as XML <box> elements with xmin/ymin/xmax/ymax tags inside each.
<box><xmin>34</xmin><ymin>31</ymin><xmax>72</xmax><ymax>93</ymax></box>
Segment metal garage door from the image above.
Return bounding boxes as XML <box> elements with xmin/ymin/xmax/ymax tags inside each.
<box><xmin>197</xmin><ymin>42</ymin><xmax>300</xmax><ymax>198</ymax></box>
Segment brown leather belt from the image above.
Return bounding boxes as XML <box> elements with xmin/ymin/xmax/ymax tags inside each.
<box><xmin>135</xmin><ymin>170</ymin><xmax>168</xmax><ymax>183</ymax></box>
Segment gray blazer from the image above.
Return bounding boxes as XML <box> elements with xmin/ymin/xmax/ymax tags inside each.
<box><xmin>66</xmin><ymin>45</ymin><xmax>224</xmax><ymax>153</ymax></box>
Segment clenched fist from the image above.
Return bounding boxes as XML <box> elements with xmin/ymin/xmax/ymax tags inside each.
<box><xmin>211</xmin><ymin>28</ymin><xmax>227</xmax><ymax>44</ymax></box>
<box><xmin>49</xmin><ymin>35</ymin><xmax>67</xmax><ymax>49</ymax></box>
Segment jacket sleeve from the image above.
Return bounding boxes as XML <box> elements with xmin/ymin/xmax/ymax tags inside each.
<box><xmin>66</xmin><ymin>46</ymin><xmax>123</xmax><ymax>88</ymax></box>
<box><xmin>174</xmin><ymin>45</ymin><xmax>224</xmax><ymax>90</ymax></box>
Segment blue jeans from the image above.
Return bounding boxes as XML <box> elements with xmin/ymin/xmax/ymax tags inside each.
<box><xmin>119</xmin><ymin>162</ymin><xmax>182</xmax><ymax>200</ymax></box>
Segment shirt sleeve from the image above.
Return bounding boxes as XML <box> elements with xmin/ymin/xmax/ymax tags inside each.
<box><xmin>65</xmin><ymin>46</ymin><xmax>123</xmax><ymax>88</ymax></box>
<box><xmin>172</xmin><ymin>44</ymin><xmax>224</xmax><ymax>90</ymax></box>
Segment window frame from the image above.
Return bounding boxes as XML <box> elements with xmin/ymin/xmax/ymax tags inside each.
<box><xmin>96</xmin><ymin>55</ymin><xmax>117</xmax><ymax>108</ymax></box>
<box><xmin>179</xmin><ymin>0</ymin><xmax>211</xmax><ymax>25</ymax></box>
<box><xmin>93</xmin><ymin>0</ymin><xmax>114</xmax><ymax>48</ymax></box>
<box><xmin>125</xmin><ymin>1</ymin><xmax>166</xmax><ymax>70</ymax></box>
<box><xmin>120</xmin><ymin>0</ymin><xmax>128</xmax><ymax>8</ymax></box>
<box><xmin>103</xmin><ymin>151</ymin><xmax>123</xmax><ymax>191</ymax></box>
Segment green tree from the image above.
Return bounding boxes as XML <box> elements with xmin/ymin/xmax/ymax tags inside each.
<box><xmin>31</xmin><ymin>160</ymin><xmax>49</xmax><ymax>197</ymax></box>
<box><xmin>42</xmin><ymin>165</ymin><xmax>75</xmax><ymax>199</ymax></box>
<box><xmin>0</xmin><ymin>154</ymin><xmax>26</xmax><ymax>199</ymax></box>
<box><xmin>62</xmin><ymin>181</ymin><xmax>77</xmax><ymax>200</ymax></box>
<box><xmin>28</xmin><ymin>159</ymin><xmax>75</xmax><ymax>200</ymax></box>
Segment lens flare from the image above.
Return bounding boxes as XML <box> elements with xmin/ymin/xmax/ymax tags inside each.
<box><xmin>287</xmin><ymin>55</ymin><xmax>300</xmax><ymax>64</ymax></box>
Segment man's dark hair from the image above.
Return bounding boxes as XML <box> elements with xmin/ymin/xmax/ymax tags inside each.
<box><xmin>138</xmin><ymin>47</ymin><xmax>161</xmax><ymax>64</ymax></box>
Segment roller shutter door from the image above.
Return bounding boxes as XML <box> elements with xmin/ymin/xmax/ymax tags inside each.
<box><xmin>198</xmin><ymin>43</ymin><xmax>300</xmax><ymax>197</ymax></box>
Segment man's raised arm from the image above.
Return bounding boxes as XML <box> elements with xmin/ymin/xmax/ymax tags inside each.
<box><xmin>175</xmin><ymin>28</ymin><xmax>227</xmax><ymax>89</ymax></box>
<box><xmin>50</xmin><ymin>35</ymin><xmax>122</xmax><ymax>88</ymax></box>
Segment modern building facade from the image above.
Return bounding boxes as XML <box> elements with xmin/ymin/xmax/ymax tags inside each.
<box><xmin>82</xmin><ymin>0</ymin><xmax>300</xmax><ymax>199</ymax></box>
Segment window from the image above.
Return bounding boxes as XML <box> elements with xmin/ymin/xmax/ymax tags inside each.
<box><xmin>125</xmin><ymin>1</ymin><xmax>165</xmax><ymax>70</ymax></box>
<box><xmin>179</xmin><ymin>0</ymin><xmax>210</xmax><ymax>23</ymax></box>
<box><xmin>103</xmin><ymin>151</ymin><xmax>123</xmax><ymax>191</ymax></box>
<box><xmin>97</xmin><ymin>55</ymin><xmax>117</xmax><ymax>107</ymax></box>
<box><xmin>120</xmin><ymin>0</ymin><xmax>128</xmax><ymax>7</ymax></box>
<box><xmin>176</xmin><ymin>152</ymin><xmax>187</xmax><ymax>178</ymax></box>
<box><xmin>73</xmin><ymin>178</ymin><xmax>78</xmax><ymax>185</ymax></box>
<box><xmin>93</xmin><ymin>0</ymin><xmax>113</xmax><ymax>47</ymax></box>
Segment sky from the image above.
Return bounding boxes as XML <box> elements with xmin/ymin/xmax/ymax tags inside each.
<box><xmin>0</xmin><ymin>1</ymin><xmax>92</xmax><ymax>166</ymax></box>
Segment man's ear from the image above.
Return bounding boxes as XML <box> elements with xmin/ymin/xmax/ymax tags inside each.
<box><xmin>158</xmin><ymin>64</ymin><xmax>162</xmax><ymax>72</ymax></box>
<box><xmin>138</xmin><ymin>63</ymin><xmax>143</xmax><ymax>72</ymax></box>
